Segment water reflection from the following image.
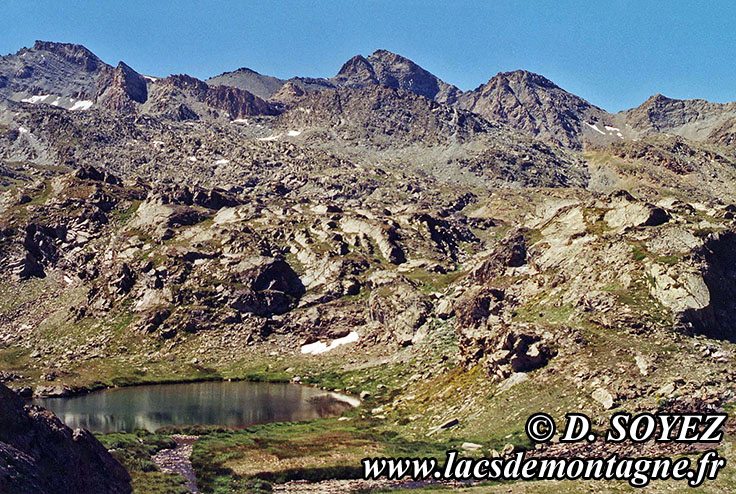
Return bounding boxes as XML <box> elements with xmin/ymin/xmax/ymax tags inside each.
<box><xmin>33</xmin><ymin>381</ymin><xmax>356</xmax><ymax>433</ymax></box>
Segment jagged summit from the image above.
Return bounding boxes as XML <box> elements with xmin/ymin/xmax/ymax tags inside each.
<box><xmin>457</xmin><ymin>68</ymin><xmax>612</xmax><ymax>149</ymax></box>
<box><xmin>333</xmin><ymin>49</ymin><xmax>461</xmax><ymax>104</ymax></box>
<box><xmin>5</xmin><ymin>39</ymin><xmax>736</xmax><ymax>150</ymax></box>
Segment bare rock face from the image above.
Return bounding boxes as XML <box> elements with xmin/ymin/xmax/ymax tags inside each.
<box><xmin>456</xmin><ymin>70</ymin><xmax>611</xmax><ymax>149</ymax></box>
<box><xmin>227</xmin><ymin>257</ymin><xmax>305</xmax><ymax>316</ymax></box>
<box><xmin>0</xmin><ymin>384</ymin><xmax>132</xmax><ymax>494</ymax></box>
<box><xmin>205</xmin><ymin>84</ymin><xmax>276</xmax><ymax>119</ymax></box>
<box><xmin>368</xmin><ymin>278</ymin><xmax>431</xmax><ymax>345</ymax></box>
<box><xmin>707</xmin><ymin>115</ymin><xmax>736</xmax><ymax>147</ymax></box>
<box><xmin>270</xmin><ymin>81</ymin><xmax>306</xmax><ymax>106</ymax></box>
<box><xmin>668</xmin><ymin>231</ymin><xmax>736</xmax><ymax>341</ymax></box>
<box><xmin>95</xmin><ymin>62</ymin><xmax>148</xmax><ymax>113</ymax></box>
<box><xmin>623</xmin><ymin>94</ymin><xmax>736</xmax><ymax>138</ymax></box>
<box><xmin>333</xmin><ymin>50</ymin><xmax>462</xmax><ymax>104</ymax></box>
<box><xmin>0</xmin><ymin>41</ymin><xmax>107</xmax><ymax>103</ymax></box>
<box><xmin>334</xmin><ymin>55</ymin><xmax>378</xmax><ymax>88</ymax></box>
<box><xmin>206</xmin><ymin>67</ymin><xmax>286</xmax><ymax>100</ymax></box>
<box><xmin>144</xmin><ymin>74</ymin><xmax>277</xmax><ymax>120</ymax></box>
<box><xmin>30</xmin><ymin>41</ymin><xmax>102</xmax><ymax>73</ymax></box>
<box><xmin>278</xmin><ymin>84</ymin><xmax>493</xmax><ymax>146</ymax></box>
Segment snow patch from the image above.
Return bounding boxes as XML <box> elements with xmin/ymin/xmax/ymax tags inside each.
<box><xmin>187</xmin><ymin>156</ymin><xmax>197</xmax><ymax>162</ymax></box>
<box><xmin>585</xmin><ymin>122</ymin><xmax>606</xmax><ymax>135</ymax></box>
<box><xmin>142</xmin><ymin>75</ymin><xmax>158</xmax><ymax>82</ymax></box>
<box><xmin>21</xmin><ymin>94</ymin><xmax>52</xmax><ymax>104</ymax></box>
<box><xmin>604</xmin><ymin>126</ymin><xmax>620</xmax><ymax>132</ymax></box>
<box><xmin>231</xmin><ymin>118</ymin><xmax>249</xmax><ymax>124</ymax></box>
<box><xmin>258</xmin><ymin>134</ymin><xmax>280</xmax><ymax>141</ymax></box>
<box><xmin>18</xmin><ymin>126</ymin><xmax>29</xmax><ymax>134</ymax></box>
<box><xmin>301</xmin><ymin>331</ymin><xmax>359</xmax><ymax>355</ymax></box>
<box><xmin>287</xmin><ymin>130</ymin><xmax>302</xmax><ymax>137</ymax></box>
<box><xmin>214</xmin><ymin>159</ymin><xmax>230</xmax><ymax>165</ymax></box>
<box><xmin>152</xmin><ymin>140</ymin><xmax>165</xmax><ymax>146</ymax></box>
<box><xmin>69</xmin><ymin>100</ymin><xmax>93</xmax><ymax>111</ymax></box>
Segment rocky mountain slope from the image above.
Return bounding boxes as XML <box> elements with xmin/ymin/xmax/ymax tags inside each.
<box><xmin>622</xmin><ymin>93</ymin><xmax>736</xmax><ymax>141</ymax></box>
<box><xmin>0</xmin><ymin>41</ymin><xmax>276</xmax><ymax>122</ymax></box>
<box><xmin>206</xmin><ymin>67</ymin><xmax>286</xmax><ymax>100</ymax></box>
<box><xmin>3</xmin><ymin>39</ymin><xmax>736</xmax><ymax>492</ymax></box>
<box><xmin>207</xmin><ymin>49</ymin><xmax>461</xmax><ymax>104</ymax></box>
<box><xmin>456</xmin><ymin>70</ymin><xmax>619</xmax><ymax>149</ymax></box>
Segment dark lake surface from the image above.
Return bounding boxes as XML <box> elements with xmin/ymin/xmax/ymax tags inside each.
<box><xmin>33</xmin><ymin>380</ymin><xmax>358</xmax><ymax>433</ymax></box>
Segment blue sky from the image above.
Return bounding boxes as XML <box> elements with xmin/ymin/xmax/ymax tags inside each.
<box><xmin>3</xmin><ymin>1</ymin><xmax>735</xmax><ymax>112</ymax></box>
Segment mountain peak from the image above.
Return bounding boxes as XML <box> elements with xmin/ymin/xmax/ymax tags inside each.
<box><xmin>30</xmin><ymin>40</ymin><xmax>102</xmax><ymax>72</ymax></box>
<box><xmin>493</xmin><ymin>70</ymin><xmax>560</xmax><ymax>90</ymax></box>
<box><xmin>334</xmin><ymin>54</ymin><xmax>377</xmax><ymax>86</ymax></box>
<box><xmin>333</xmin><ymin>50</ymin><xmax>460</xmax><ymax>104</ymax></box>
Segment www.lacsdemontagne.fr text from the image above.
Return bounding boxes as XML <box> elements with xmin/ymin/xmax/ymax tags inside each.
<box><xmin>362</xmin><ymin>450</ymin><xmax>726</xmax><ymax>488</ymax></box>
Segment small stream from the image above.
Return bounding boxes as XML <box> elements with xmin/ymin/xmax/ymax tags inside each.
<box><xmin>151</xmin><ymin>435</ymin><xmax>200</xmax><ymax>493</ymax></box>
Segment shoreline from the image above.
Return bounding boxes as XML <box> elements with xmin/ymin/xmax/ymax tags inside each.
<box><xmin>26</xmin><ymin>374</ymin><xmax>362</xmax><ymax>407</ymax></box>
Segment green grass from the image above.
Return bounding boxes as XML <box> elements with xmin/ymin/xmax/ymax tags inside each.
<box><xmin>97</xmin><ymin>430</ymin><xmax>190</xmax><ymax>494</ymax></box>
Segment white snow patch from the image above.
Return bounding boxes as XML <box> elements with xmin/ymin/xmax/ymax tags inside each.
<box><xmin>231</xmin><ymin>118</ymin><xmax>249</xmax><ymax>124</ymax></box>
<box><xmin>51</xmin><ymin>97</ymin><xmax>61</xmax><ymax>106</ymax></box>
<box><xmin>585</xmin><ymin>122</ymin><xmax>606</xmax><ymax>135</ymax></box>
<box><xmin>287</xmin><ymin>130</ymin><xmax>302</xmax><ymax>137</ymax></box>
<box><xmin>604</xmin><ymin>126</ymin><xmax>620</xmax><ymax>132</ymax></box>
<box><xmin>214</xmin><ymin>159</ymin><xmax>230</xmax><ymax>165</ymax></box>
<box><xmin>142</xmin><ymin>75</ymin><xmax>158</xmax><ymax>82</ymax></box>
<box><xmin>69</xmin><ymin>100</ymin><xmax>93</xmax><ymax>111</ymax></box>
<box><xmin>21</xmin><ymin>94</ymin><xmax>52</xmax><ymax>104</ymax></box>
<box><xmin>187</xmin><ymin>156</ymin><xmax>197</xmax><ymax>162</ymax></box>
<box><xmin>258</xmin><ymin>134</ymin><xmax>280</xmax><ymax>141</ymax></box>
<box><xmin>301</xmin><ymin>331</ymin><xmax>359</xmax><ymax>355</ymax></box>
<box><xmin>18</xmin><ymin>126</ymin><xmax>29</xmax><ymax>134</ymax></box>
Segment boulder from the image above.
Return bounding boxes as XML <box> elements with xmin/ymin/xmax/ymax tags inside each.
<box><xmin>591</xmin><ymin>388</ymin><xmax>615</xmax><ymax>409</ymax></box>
<box><xmin>0</xmin><ymin>384</ymin><xmax>131</xmax><ymax>494</ymax></box>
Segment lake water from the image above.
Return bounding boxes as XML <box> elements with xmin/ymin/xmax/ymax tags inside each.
<box><xmin>33</xmin><ymin>381</ymin><xmax>359</xmax><ymax>433</ymax></box>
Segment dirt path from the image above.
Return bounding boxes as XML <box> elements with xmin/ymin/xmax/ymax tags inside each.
<box><xmin>151</xmin><ymin>434</ymin><xmax>200</xmax><ymax>493</ymax></box>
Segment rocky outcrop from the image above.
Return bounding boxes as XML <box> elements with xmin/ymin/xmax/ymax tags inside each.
<box><xmin>368</xmin><ymin>278</ymin><xmax>431</xmax><ymax>345</ymax></box>
<box><xmin>227</xmin><ymin>257</ymin><xmax>305</xmax><ymax>316</ymax></box>
<box><xmin>95</xmin><ymin>62</ymin><xmax>148</xmax><ymax>113</ymax></box>
<box><xmin>669</xmin><ymin>231</ymin><xmax>736</xmax><ymax>341</ymax></box>
<box><xmin>339</xmin><ymin>216</ymin><xmax>405</xmax><ymax>264</ymax></box>
<box><xmin>205</xmin><ymin>84</ymin><xmax>276</xmax><ymax>119</ymax></box>
<box><xmin>0</xmin><ymin>384</ymin><xmax>131</xmax><ymax>494</ymax></box>
<box><xmin>454</xmin><ymin>285</ymin><xmax>557</xmax><ymax>379</ymax></box>
<box><xmin>603</xmin><ymin>195</ymin><xmax>669</xmax><ymax>230</ymax></box>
